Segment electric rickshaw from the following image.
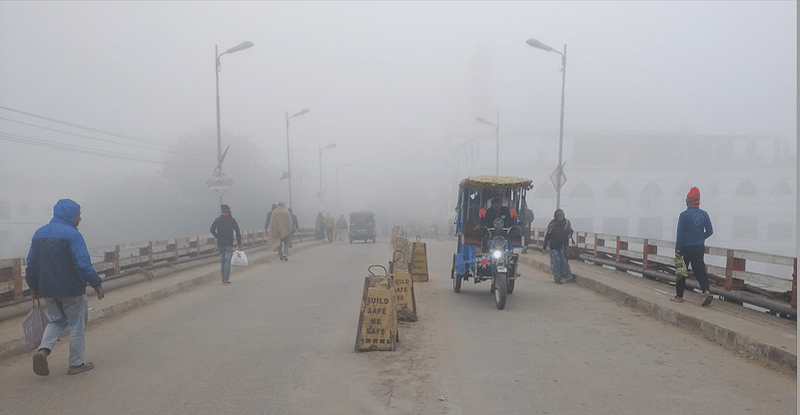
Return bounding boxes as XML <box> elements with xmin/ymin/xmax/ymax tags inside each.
<box><xmin>451</xmin><ymin>175</ymin><xmax>533</xmax><ymax>309</ymax></box>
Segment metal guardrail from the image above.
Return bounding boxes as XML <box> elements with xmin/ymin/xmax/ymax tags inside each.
<box><xmin>0</xmin><ymin>228</ymin><xmax>315</xmax><ymax>306</ymax></box>
<box><xmin>529</xmin><ymin>228</ymin><xmax>797</xmax><ymax>317</ymax></box>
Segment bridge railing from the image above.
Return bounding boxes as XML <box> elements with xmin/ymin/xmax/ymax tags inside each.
<box><xmin>530</xmin><ymin>228</ymin><xmax>797</xmax><ymax>314</ymax></box>
<box><xmin>0</xmin><ymin>228</ymin><xmax>315</xmax><ymax>306</ymax></box>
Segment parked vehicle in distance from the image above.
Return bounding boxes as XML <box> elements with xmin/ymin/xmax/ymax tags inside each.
<box><xmin>349</xmin><ymin>211</ymin><xmax>376</xmax><ymax>243</ymax></box>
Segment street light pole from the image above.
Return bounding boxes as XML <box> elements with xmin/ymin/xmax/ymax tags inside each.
<box><xmin>214</xmin><ymin>41</ymin><xmax>254</xmax><ymax>206</ymax></box>
<box><xmin>476</xmin><ymin>110</ymin><xmax>500</xmax><ymax>175</ymax></box>
<box><xmin>527</xmin><ymin>38</ymin><xmax>566</xmax><ymax>209</ymax></box>
<box><xmin>285</xmin><ymin>108</ymin><xmax>309</xmax><ymax>209</ymax></box>
<box><xmin>318</xmin><ymin>143</ymin><xmax>336</xmax><ymax>210</ymax></box>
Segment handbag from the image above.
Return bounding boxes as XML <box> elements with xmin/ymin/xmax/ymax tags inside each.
<box><xmin>230</xmin><ymin>249</ymin><xmax>248</xmax><ymax>267</ymax></box>
<box><xmin>23</xmin><ymin>299</ymin><xmax>49</xmax><ymax>352</ymax></box>
<box><xmin>565</xmin><ymin>237</ymin><xmax>581</xmax><ymax>260</ymax></box>
<box><xmin>674</xmin><ymin>256</ymin><xmax>688</xmax><ymax>280</ymax></box>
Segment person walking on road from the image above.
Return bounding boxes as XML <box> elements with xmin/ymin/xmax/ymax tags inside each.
<box><xmin>264</xmin><ymin>204</ymin><xmax>277</xmax><ymax>236</ymax></box>
<box><xmin>267</xmin><ymin>202</ymin><xmax>293</xmax><ymax>261</ymax></box>
<box><xmin>521</xmin><ymin>205</ymin><xmax>535</xmax><ymax>254</ymax></box>
<box><xmin>210</xmin><ymin>204</ymin><xmax>242</xmax><ymax>284</ymax></box>
<box><xmin>288</xmin><ymin>207</ymin><xmax>299</xmax><ymax>247</ymax></box>
<box><xmin>335</xmin><ymin>214</ymin><xmax>348</xmax><ymax>242</ymax></box>
<box><xmin>315</xmin><ymin>212</ymin><xmax>325</xmax><ymax>241</ymax></box>
<box><xmin>673</xmin><ymin>187</ymin><xmax>714</xmax><ymax>306</ymax></box>
<box><xmin>324</xmin><ymin>212</ymin><xmax>335</xmax><ymax>243</ymax></box>
<box><xmin>25</xmin><ymin>199</ymin><xmax>105</xmax><ymax>376</ymax></box>
<box><xmin>542</xmin><ymin>208</ymin><xmax>573</xmax><ymax>284</ymax></box>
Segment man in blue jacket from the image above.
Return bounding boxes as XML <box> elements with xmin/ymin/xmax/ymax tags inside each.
<box><xmin>26</xmin><ymin>199</ymin><xmax>105</xmax><ymax>376</ymax></box>
<box><xmin>210</xmin><ymin>204</ymin><xmax>242</xmax><ymax>284</ymax></box>
<box><xmin>673</xmin><ymin>187</ymin><xmax>714</xmax><ymax>306</ymax></box>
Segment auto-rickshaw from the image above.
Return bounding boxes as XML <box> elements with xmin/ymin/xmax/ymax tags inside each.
<box><xmin>349</xmin><ymin>211</ymin><xmax>376</xmax><ymax>243</ymax></box>
<box><xmin>451</xmin><ymin>175</ymin><xmax>533</xmax><ymax>309</ymax></box>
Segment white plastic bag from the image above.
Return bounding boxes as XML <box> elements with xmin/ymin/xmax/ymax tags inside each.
<box><xmin>231</xmin><ymin>249</ymin><xmax>248</xmax><ymax>267</ymax></box>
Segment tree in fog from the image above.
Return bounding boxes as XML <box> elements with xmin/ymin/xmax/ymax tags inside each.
<box><xmin>81</xmin><ymin>129</ymin><xmax>279</xmax><ymax>246</ymax></box>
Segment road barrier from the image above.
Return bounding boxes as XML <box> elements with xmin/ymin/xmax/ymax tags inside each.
<box><xmin>529</xmin><ymin>228</ymin><xmax>797</xmax><ymax>317</ymax></box>
<box><xmin>410</xmin><ymin>236</ymin><xmax>429</xmax><ymax>282</ymax></box>
<box><xmin>390</xmin><ymin>250</ymin><xmax>417</xmax><ymax>322</ymax></box>
<box><xmin>354</xmin><ymin>265</ymin><xmax>397</xmax><ymax>352</ymax></box>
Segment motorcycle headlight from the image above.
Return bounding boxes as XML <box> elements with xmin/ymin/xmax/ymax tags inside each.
<box><xmin>493</xmin><ymin>249</ymin><xmax>503</xmax><ymax>259</ymax></box>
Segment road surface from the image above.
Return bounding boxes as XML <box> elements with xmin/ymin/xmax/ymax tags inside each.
<box><xmin>0</xmin><ymin>239</ymin><xmax>795</xmax><ymax>414</ymax></box>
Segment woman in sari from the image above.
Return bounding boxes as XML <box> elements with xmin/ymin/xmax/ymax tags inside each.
<box><xmin>542</xmin><ymin>208</ymin><xmax>573</xmax><ymax>283</ymax></box>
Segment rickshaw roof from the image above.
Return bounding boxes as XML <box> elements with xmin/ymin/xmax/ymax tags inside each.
<box><xmin>459</xmin><ymin>175</ymin><xmax>533</xmax><ymax>190</ymax></box>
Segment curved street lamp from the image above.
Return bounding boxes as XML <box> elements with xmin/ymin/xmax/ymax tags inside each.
<box><xmin>285</xmin><ymin>108</ymin><xmax>309</xmax><ymax>209</ymax></box>
<box><xmin>527</xmin><ymin>38</ymin><xmax>566</xmax><ymax>209</ymax></box>
<box><xmin>476</xmin><ymin>110</ymin><xmax>500</xmax><ymax>176</ymax></box>
<box><xmin>214</xmin><ymin>41</ymin><xmax>254</xmax><ymax>205</ymax></box>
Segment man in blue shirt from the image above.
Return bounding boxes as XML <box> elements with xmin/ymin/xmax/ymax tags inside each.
<box><xmin>673</xmin><ymin>187</ymin><xmax>714</xmax><ymax>306</ymax></box>
<box><xmin>26</xmin><ymin>199</ymin><xmax>105</xmax><ymax>376</ymax></box>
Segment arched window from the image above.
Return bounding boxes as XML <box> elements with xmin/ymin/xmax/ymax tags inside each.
<box><xmin>734</xmin><ymin>180</ymin><xmax>758</xmax><ymax>197</ymax></box>
<box><xmin>771</xmin><ymin>181</ymin><xmax>793</xmax><ymax>196</ymax></box>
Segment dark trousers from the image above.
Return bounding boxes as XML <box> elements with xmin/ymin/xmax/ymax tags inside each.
<box><xmin>676</xmin><ymin>244</ymin><xmax>710</xmax><ymax>297</ymax></box>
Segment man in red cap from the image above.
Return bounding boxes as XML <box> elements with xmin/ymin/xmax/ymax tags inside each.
<box><xmin>673</xmin><ymin>187</ymin><xmax>714</xmax><ymax>305</ymax></box>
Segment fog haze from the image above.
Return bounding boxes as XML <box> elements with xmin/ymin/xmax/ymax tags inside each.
<box><xmin>0</xmin><ymin>2</ymin><xmax>796</xmax><ymax>257</ymax></box>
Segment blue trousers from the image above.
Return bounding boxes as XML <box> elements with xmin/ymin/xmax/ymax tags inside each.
<box><xmin>219</xmin><ymin>246</ymin><xmax>234</xmax><ymax>282</ymax></box>
<box><xmin>40</xmin><ymin>294</ymin><xmax>89</xmax><ymax>367</ymax></box>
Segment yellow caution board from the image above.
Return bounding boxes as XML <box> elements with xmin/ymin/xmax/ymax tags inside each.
<box><xmin>355</xmin><ymin>269</ymin><xmax>396</xmax><ymax>352</ymax></box>
<box><xmin>410</xmin><ymin>240</ymin><xmax>429</xmax><ymax>282</ymax></box>
<box><xmin>393</xmin><ymin>269</ymin><xmax>417</xmax><ymax>321</ymax></box>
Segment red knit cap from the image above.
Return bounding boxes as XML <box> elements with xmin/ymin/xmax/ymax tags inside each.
<box><xmin>686</xmin><ymin>187</ymin><xmax>700</xmax><ymax>206</ymax></box>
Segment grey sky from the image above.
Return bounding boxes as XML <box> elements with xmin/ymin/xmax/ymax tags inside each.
<box><xmin>0</xmin><ymin>1</ymin><xmax>796</xmax><ymax>234</ymax></box>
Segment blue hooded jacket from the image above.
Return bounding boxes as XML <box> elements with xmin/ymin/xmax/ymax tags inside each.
<box><xmin>25</xmin><ymin>199</ymin><xmax>103</xmax><ymax>297</ymax></box>
<box><xmin>675</xmin><ymin>206</ymin><xmax>713</xmax><ymax>252</ymax></box>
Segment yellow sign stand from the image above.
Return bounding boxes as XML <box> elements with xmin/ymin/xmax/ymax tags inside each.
<box><xmin>389</xmin><ymin>251</ymin><xmax>417</xmax><ymax>321</ymax></box>
<box><xmin>355</xmin><ymin>265</ymin><xmax>397</xmax><ymax>352</ymax></box>
<box><xmin>410</xmin><ymin>237</ymin><xmax>429</xmax><ymax>282</ymax></box>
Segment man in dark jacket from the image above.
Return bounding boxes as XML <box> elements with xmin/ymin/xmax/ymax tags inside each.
<box><xmin>210</xmin><ymin>204</ymin><xmax>242</xmax><ymax>284</ymax></box>
<box><xmin>673</xmin><ymin>187</ymin><xmax>714</xmax><ymax>306</ymax></box>
<box><xmin>26</xmin><ymin>199</ymin><xmax>104</xmax><ymax>376</ymax></box>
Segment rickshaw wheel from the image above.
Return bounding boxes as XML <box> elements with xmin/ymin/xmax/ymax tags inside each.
<box><xmin>494</xmin><ymin>273</ymin><xmax>507</xmax><ymax>309</ymax></box>
<box><xmin>451</xmin><ymin>254</ymin><xmax>462</xmax><ymax>293</ymax></box>
<box><xmin>507</xmin><ymin>277</ymin><xmax>515</xmax><ymax>294</ymax></box>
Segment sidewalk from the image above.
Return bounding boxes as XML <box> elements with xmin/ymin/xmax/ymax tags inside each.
<box><xmin>519</xmin><ymin>249</ymin><xmax>797</xmax><ymax>376</ymax></box>
<box><xmin>0</xmin><ymin>240</ymin><xmax>323</xmax><ymax>361</ymax></box>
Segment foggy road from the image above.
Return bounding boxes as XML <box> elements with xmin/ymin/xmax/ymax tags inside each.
<box><xmin>0</xmin><ymin>239</ymin><xmax>795</xmax><ymax>415</ymax></box>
